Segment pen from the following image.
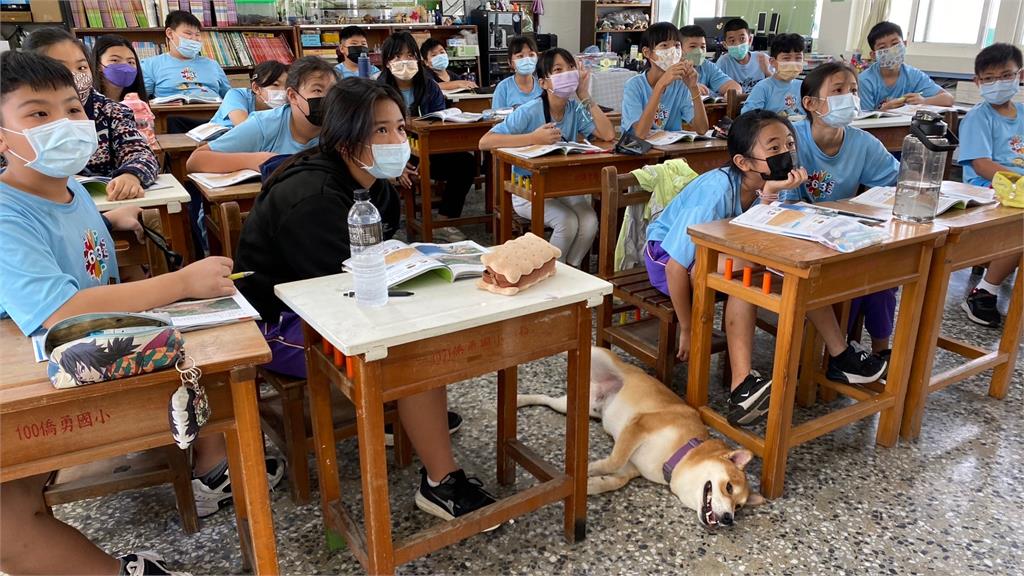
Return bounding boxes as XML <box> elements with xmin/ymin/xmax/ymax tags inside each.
<box><xmin>343</xmin><ymin>290</ymin><xmax>415</xmax><ymax>298</ymax></box>
<box><xmin>228</xmin><ymin>271</ymin><xmax>254</xmax><ymax>280</ymax></box>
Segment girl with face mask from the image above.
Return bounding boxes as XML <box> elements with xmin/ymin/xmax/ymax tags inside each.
<box><xmin>478</xmin><ymin>48</ymin><xmax>614</xmax><ymax>268</ymax></box>
<box><xmin>210</xmin><ymin>61</ymin><xmax>289</xmax><ymax>129</ymax></box>
<box><xmin>493</xmin><ymin>35</ymin><xmax>544</xmax><ymax>109</ymax></box>
<box><xmin>23</xmin><ymin>27</ymin><xmax>158</xmax><ymax>201</ymax></box>
<box><xmin>91</xmin><ymin>34</ymin><xmax>148</xmax><ymax>103</ymax></box>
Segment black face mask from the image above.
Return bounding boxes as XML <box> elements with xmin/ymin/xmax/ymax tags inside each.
<box><xmin>299</xmin><ymin>94</ymin><xmax>324</xmax><ymax>127</ymax></box>
<box><xmin>749</xmin><ymin>150</ymin><xmax>796</xmax><ymax>181</ymax></box>
<box><xmin>346</xmin><ymin>45</ymin><xmax>367</xmax><ymax>64</ymax></box>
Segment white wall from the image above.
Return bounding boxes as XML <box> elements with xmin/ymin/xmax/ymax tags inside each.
<box><xmin>815</xmin><ymin>0</ymin><xmax>856</xmax><ymax>57</ymax></box>
<box><xmin>538</xmin><ymin>0</ymin><xmax>582</xmax><ymax>53</ymax></box>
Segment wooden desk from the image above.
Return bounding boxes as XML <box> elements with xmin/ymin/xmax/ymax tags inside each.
<box><xmin>686</xmin><ymin>203</ymin><xmax>947</xmax><ymax>498</ymax></box>
<box><xmin>902</xmin><ymin>204</ymin><xmax>1024</xmax><ymax>439</ymax></box>
<box><xmin>150</xmin><ymin>103</ymin><xmax>220</xmax><ymax>135</ymax></box>
<box><xmin>275</xmin><ymin>266</ymin><xmax>612</xmax><ymax>575</ymax></box>
<box><xmin>444</xmin><ymin>92</ymin><xmax>492</xmax><ymax>113</ymax></box>
<box><xmin>852</xmin><ymin>116</ymin><xmax>912</xmax><ymax>151</ymax></box>
<box><xmin>191</xmin><ymin>178</ymin><xmax>262</xmax><ymax>258</ymax></box>
<box><xmin>406</xmin><ymin>119</ymin><xmax>499</xmax><ymax>242</ymax></box>
<box><xmin>155</xmin><ymin>133</ymin><xmax>199</xmax><ymax>184</ymax></box>
<box><xmin>493</xmin><ymin>144</ymin><xmax>664</xmax><ymax>243</ymax></box>
<box><xmin>657</xmin><ymin>139</ymin><xmax>730</xmax><ymax>173</ymax></box>
<box><xmin>0</xmin><ymin>321</ymin><xmax>278</xmax><ymax>573</ymax></box>
<box><xmin>91</xmin><ymin>174</ymin><xmax>194</xmax><ymax>265</ymax></box>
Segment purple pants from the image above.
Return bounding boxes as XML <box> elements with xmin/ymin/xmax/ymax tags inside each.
<box><xmin>847</xmin><ymin>289</ymin><xmax>897</xmax><ymax>340</ymax></box>
<box><xmin>258</xmin><ymin>311</ymin><xmax>307</xmax><ymax>379</ymax></box>
<box><xmin>643</xmin><ymin>240</ymin><xmax>678</xmax><ymax>296</ymax></box>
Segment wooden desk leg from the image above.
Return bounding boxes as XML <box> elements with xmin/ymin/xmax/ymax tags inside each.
<box><xmin>496</xmin><ymin>365</ymin><xmax>518</xmax><ymax>486</ymax></box>
<box><xmin>161</xmin><ymin>203</ymin><xmax>195</xmax><ymax>266</ymax></box>
<box><xmin>796</xmin><ymin>321</ymin><xmax>820</xmax><ymax>408</ymax></box>
<box><xmin>420</xmin><ymin>134</ymin><xmax>434</xmax><ymax>243</ymax></box>
<box><xmin>530</xmin><ymin>172</ymin><xmax>546</xmax><ymax>238</ymax></box>
<box><xmin>760</xmin><ymin>274</ymin><xmax>808</xmax><ymax>500</ymax></box>
<box><xmin>687</xmin><ymin>246</ymin><xmax>717</xmax><ymax>408</ymax></box>
<box><xmin>225</xmin><ymin>431</ymin><xmax>254</xmax><ymax>572</ymax></box>
<box><xmin>228</xmin><ymin>365</ymin><xmax>279</xmax><ymax>574</ymax></box>
<box><xmin>483</xmin><ymin>152</ymin><xmax>494</xmax><ymax>235</ymax></box>
<box><xmin>989</xmin><ymin>250</ymin><xmax>1024</xmax><ymax>399</ymax></box>
<box><xmin>497</xmin><ymin>157</ymin><xmax>513</xmax><ymax>243</ymax></box>
<box><xmin>353</xmin><ymin>358</ymin><xmax>395</xmax><ymax>575</ymax></box>
<box><xmin>564</xmin><ymin>303</ymin><xmax>591</xmax><ymax>543</ymax></box>
<box><xmin>303</xmin><ymin>324</ymin><xmax>343</xmax><ymax>551</ymax></box>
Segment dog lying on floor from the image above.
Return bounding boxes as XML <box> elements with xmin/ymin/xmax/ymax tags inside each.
<box><xmin>518</xmin><ymin>346</ymin><xmax>764</xmax><ymax>530</ymax></box>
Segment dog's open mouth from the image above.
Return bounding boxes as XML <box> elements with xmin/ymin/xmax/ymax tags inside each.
<box><xmin>700</xmin><ymin>481</ymin><xmax>719</xmax><ymax>530</ymax></box>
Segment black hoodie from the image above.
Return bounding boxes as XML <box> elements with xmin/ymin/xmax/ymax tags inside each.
<box><xmin>234</xmin><ymin>150</ymin><xmax>400</xmax><ymax>322</ymax></box>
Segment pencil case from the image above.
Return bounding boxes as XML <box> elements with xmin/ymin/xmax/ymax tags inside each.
<box><xmin>993</xmin><ymin>171</ymin><xmax>1023</xmax><ymax>209</ymax></box>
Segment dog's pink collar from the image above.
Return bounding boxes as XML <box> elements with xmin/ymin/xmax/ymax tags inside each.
<box><xmin>662</xmin><ymin>437</ymin><xmax>703</xmax><ymax>483</ymax></box>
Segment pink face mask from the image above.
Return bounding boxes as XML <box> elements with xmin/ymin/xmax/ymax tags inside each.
<box><xmin>548</xmin><ymin>70</ymin><xmax>579</xmax><ymax>99</ymax></box>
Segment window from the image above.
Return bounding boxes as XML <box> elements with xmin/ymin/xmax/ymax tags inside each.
<box><xmin>688</xmin><ymin>0</ymin><xmax>719</xmax><ymax>22</ymax></box>
<box><xmin>889</xmin><ymin>0</ymin><xmax>1001</xmax><ymax>46</ymax></box>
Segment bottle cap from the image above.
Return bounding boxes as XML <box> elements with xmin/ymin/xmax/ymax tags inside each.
<box><xmin>354</xmin><ymin>188</ymin><xmax>370</xmax><ymax>201</ymax></box>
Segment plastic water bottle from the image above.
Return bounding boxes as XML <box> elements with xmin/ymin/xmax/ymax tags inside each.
<box><xmin>348</xmin><ymin>189</ymin><xmax>388</xmax><ymax>307</ymax></box>
<box><xmin>121</xmin><ymin>93</ymin><xmax>156</xmax><ymax>146</ymax></box>
<box><xmin>358</xmin><ymin>52</ymin><xmax>371</xmax><ymax>78</ymax></box>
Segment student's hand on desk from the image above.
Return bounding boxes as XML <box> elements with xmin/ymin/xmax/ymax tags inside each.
<box><xmin>697</xmin><ymin>83</ymin><xmax>711</xmax><ymax>96</ymax></box>
<box><xmin>532</xmin><ymin>123</ymin><xmax>562</xmax><ymax>145</ymax></box>
<box><xmin>106</xmin><ymin>173</ymin><xmax>144</xmax><ymax>200</ymax></box>
<box><xmin>902</xmin><ymin>92</ymin><xmax>924</xmax><ymax>105</ymax></box>
<box><xmin>455</xmin><ymin>80</ymin><xmax>477</xmax><ymax>90</ymax></box>
<box><xmin>105</xmin><ymin>206</ymin><xmax>144</xmax><ymax>240</ymax></box>
<box><xmin>761</xmin><ymin>167</ymin><xmax>808</xmax><ymax>201</ymax></box>
<box><xmin>179</xmin><ymin>256</ymin><xmax>236</xmax><ymax>299</ymax></box>
<box><xmin>880</xmin><ymin>98</ymin><xmax>905</xmax><ymax>111</ymax></box>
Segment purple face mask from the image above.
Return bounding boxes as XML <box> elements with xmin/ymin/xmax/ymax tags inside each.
<box><xmin>102</xmin><ymin>63</ymin><xmax>138</xmax><ymax>88</ymax></box>
<box><xmin>548</xmin><ymin>70</ymin><xmax>579</xmax><ymax>99</ymax></box>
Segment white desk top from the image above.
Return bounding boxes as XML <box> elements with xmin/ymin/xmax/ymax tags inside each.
<box><xmin>444</xmin><ymin>92</ymin><xmax>494</xmax><ymax>102</ymax></box>
<box><xmin>90</xmin><ymin>174</ymin><xmax>190</xmax><ymax>214</ymax></box>
<box><xmin>275</xmin><ymin>263</ymin><xmax>612</xmax><ymax>361</ymax></box>
<box><xmin>851</xmin><ymin>115</ymin><xmax>913</xmax><ymax>129</ymax></box>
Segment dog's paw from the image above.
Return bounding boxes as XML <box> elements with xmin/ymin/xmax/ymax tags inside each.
<box><xmin>587</xmin><ymin>475</ymin><xmax>612</xmax><ymax>494</ymax></box>
<box><xmin>587</xmin><ymin>459</ymin><xmax>609</xmax><ymax>476</ymax></box>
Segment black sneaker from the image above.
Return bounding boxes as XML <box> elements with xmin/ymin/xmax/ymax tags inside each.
<box><xmin>727</xmin><ymin>371</ymin><xmax>772</xmax><ymax>427</ymax></box>
<box><xmin>414</xmin><ymin>468</ymin><xmax>498</xmax><ymax>530</ymax></box>
<box><xmin>118</xmin><ymin>552</ymin><xmax>191</xmax><ymax>576</ymax></box>
<box><xmin>961</xmin><ymin>288</ymin><xmax>1001</xmax><ymax>328</ymax></box>
<box><xmin>384</xmin><ymin>410</ymin><xmax>462</xmax><ymax>447</ymax></box>
<box><xmin>826</xmin><ymin>343</ymin><xmax>887</xmax><ymax>385</ymax></box>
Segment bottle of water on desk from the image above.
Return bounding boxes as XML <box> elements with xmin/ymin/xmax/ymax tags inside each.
<box><xmin>358</xmin><ymin>52</ymin><xmax>371</xmax><ymax>78</ymax></box>
<box><xmin>893</xmin><ymin>110</ymin><xmax>958</xmax><ymax>223</ymax></box>
<box><xmin>348</xmin><ymin>189</ymin><xmax>388</xmax><ymax>307</ymax></box>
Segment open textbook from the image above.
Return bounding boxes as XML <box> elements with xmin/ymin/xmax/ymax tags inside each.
<box><xmin>189</xmin><ymin>169</ymin><xmax>261</xmax><ymax>189</ymax></box>
<box><xmin>501</xmin><ymin>141</ymin><xmax>607</xmax><ymax>159</ymax></box>
<box><xmin>76</xmin><ymin>175</ymin><xmax>172</xmax><ymax>197</ymax></box>
<box><xmin>150</xmin><ymin>93</ymin><xmax>222</xmax><ymax>105</ymax></box>
<box><xmin>851</xmin><ymin>181</ymin><xmax>997</xmax><ymax>215</ymax></box>
<box><xmin>731</xmin><ymin>202</ymin><xmax>889</xmax><ymax>253</ymax></box>
<box><xmin>186</xmin><ymin>122</ymin><xmax>230</xmax><ymax>142</ymax></box>
<box><xmin>343</xmin><ymin>239</ymin><xmax>489</xmax><ymax>288</ymax></box>
<box><xmin>416</xmin><ymin>107</ymin><xmax>484</xmax><ymax>123</ymax></box>
<box><xmin>645</xmin><ymin>130</ymin><xmax>713</xmax><ymax>148</ymax></box>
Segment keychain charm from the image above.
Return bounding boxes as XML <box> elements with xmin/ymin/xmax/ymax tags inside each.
<box><xmin>169</xmin><ymin>354</ymin><xmax>210</xmax><ymax>449</ymax></box>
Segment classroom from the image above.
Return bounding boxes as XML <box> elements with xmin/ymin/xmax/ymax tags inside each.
<box><xmin>0</xmin><ymin>0</ymin><xmax>1022</xmax><ymax>574</ymax></box>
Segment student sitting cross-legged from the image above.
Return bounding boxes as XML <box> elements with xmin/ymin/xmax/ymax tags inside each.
<box><xmin>233</xmin><ymin>77</ymin><xmax>487</xmax><ymax>523</ymax></box>
<box><xmin>493</xmin><ymin>35</ymin><xmax>543</xmax><ymax>109</ymax></box>
<box><xmin>210</xmin><ymin>60</ymin><xmax>289</xmax><ymax>129</ymax></box>
<box><xmin>857</xmin><ymin>21</ymin><xmax>954</xmax><ymax>112</ymax></box>
<box><xmin>957</xmin><ymin>43</ymin><xmax>1024</xmax><ymax>328</ymax></box>
<box><xmin>478</xmin><ymin>48</ymin><xmax>615</xmax><ymax>267</ymax></box>
<box><xmin>741</xmin><ymin>33</ymin><xmax>807</xmax><ymax>119</ymax></box>
<box><xmin>678</xmin><ymin>24</ymin><xmax>741</xmax><ymax>98</ymax></box>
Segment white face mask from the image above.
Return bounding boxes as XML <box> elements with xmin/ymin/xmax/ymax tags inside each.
<box><xmin>2</xmin><ymin>118</ymin><xmax>99</xmax><ymax>178</ymax></box>
<box><xmin>358</xmin><ymin>141</ymin><xmax>411</xmax><ymax>179</ymax></box>
<box><xmin>389</xmin><ymin>59</ymin><xmax>419</xmax><ymax>81</ymax></box>
<box><xmin>262</xmin><ymin>88</ymin><xmax>288</xmax><ymax>109</ymax></box>
<box><xmin>654</xmin><ymin>47</ymin><xmax>682</xmax><ymax>71</ymax></box>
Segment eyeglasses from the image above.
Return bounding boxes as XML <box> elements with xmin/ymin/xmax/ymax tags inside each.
<box><xmin>979</xmin><ymin>69</ymin><xmax>1021</xmax><ymax>84</ymax></box>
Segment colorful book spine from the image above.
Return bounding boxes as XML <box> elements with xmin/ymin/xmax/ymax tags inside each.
<box><xmin>225</xmin><ymin>0</ymin><xmax>237</xmax><ymax>25</ymax></box>
<box><xmin>121</xmin><ymin>0</ymin><xmax>139</xmax><ymax>27</ymax></box>
<box><xmin>71</xmin><ymin>0</ymin><xmax>86</xmax><ymax>28</ymax></box>
<box><xmin>98</xmin><ymin>0</ymin><xmax>113</xmax><ymax>27</ymax></box>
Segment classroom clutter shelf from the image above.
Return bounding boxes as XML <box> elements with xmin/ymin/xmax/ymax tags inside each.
<box><xmin>581</xmin><ymin>0</ymin><xmax>653</xmax><ymax>54</ymax></box>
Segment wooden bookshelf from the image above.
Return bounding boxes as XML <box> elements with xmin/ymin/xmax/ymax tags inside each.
<box><xmin>580</xmin><ymin>0</ymin><xmax>654</xmax><ymax>54</ymax></box>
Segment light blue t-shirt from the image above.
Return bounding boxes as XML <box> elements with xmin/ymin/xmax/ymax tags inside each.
<box><xmin>210</xmin><ymin>88</ymin><xmax>256</xmax><ymax>128</ymax></box>
<box><xmin>621</xmin><ymin>72</ymin><xmax>696</xmax><ymax>135</ymax></box>
<box><xmin>857</xmin><ymin>63</ymin><xmax>943</xmax><ymax>111</ymax></box>
<box><xmin>742</xmin><ymin>77</ymin><xmax>805</xmax><ymax>118</ymax></box>
<box><xmin>785</xmin><ymin>119</ymin><xmax>899</xmax><ymax>202</ymax></box>
<box><xmin>697</xmin><ymin>60</ymin><xmax>733</xmax><ymax>95</ymax></box>
<box><xmin>208</xmin><ymin>105</ymin><xmax>318</xmax><ymax>154</ymax></box>
<box><xmin>715</xmin><ymin>51</ymin><xmax>768</xmax><ymax>93</ymax></box>
<box><xmin>335</xmin><ymin>62</ymin><xmax>381</xmax><ymax>80</ymax></box>
<box><xmin>401</xmin><ymin>88</ymin><xmax>415</xmax><ymax>109</ymax></box>
<box><xmin>0</xmin><ymin>179</ymin><xmax>118</xmax><ymax>335</ymax></box>
<box><xmin>958</xmin><ymin>102</ymin><xmax>1024</xmax><ymax>186</ymax></box>
<box><xmin>491</xmin><ymin>96</ymin><xmax>596</xmax><ymax>177</ymax></box>
<box><xmin>493</xmin><ymin>74</ymin><xmax>543</xmax><ymax>109</ymax></box>
<box><xmin>141</xmin><ymin>52</ymin><xmax>231</xmax><ymax>99</ymax></box>
<box><xmin>646</xmin><ymin>168</ymin><xmax>745</xmax><ymax>268</ymax></box>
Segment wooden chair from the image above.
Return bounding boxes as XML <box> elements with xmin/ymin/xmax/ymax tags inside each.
<box><xmin>725</xmin><ymin>89</ymin><xmax>749</xmax><ymax>119</ymax></box>
<box><xmin>220</xmin><ymin>202</ymin><xmax>412</xmax><ymax>505</ymax></box>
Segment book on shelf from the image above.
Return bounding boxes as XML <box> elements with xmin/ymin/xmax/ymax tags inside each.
<box><xmin>189</xmin><ymin>169</ymin><xmax>261</xmax><ymax>189</ymax></box>
<box><xmin>416</xmin><ymin>107</ymin><xmax>483</xmax><ymax>123</ymax></box>
<box><xmin>645</xmin><ymin>130</ymin><xmax>712</xmax><ymax>148</ymax></box>
<box><xmin>185</xmin><ymin>122</ymin><xmax>230</xmax><ymax>142</ymax></box>
<box><xmin>851</xmin><ymin>182</ymin><xmax>997</xmax><ymax>215</ymax></box>
<box><xmin>730</xmin><ymin>202</ymin><xmax>889</xmax><ymax>253</ymax></box>
<box><xmin>500</xmin><ymin>141</ymin><xmax>607</xmax><ymax>159</ymax></box>
<box><xmin>342</xmin><ymin>239</ymin><xmax>490</xmax><ymax>288</ymax></box>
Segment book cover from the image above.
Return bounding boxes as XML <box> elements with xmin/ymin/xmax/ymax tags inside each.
<box><xmin>342</xmin><ymin>239</ymin><xmax>489</xmax><ymax>288</ymax></box>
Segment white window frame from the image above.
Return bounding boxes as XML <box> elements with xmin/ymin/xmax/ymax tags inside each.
<box><xmin>901</xmin><ymin>0</ymin><xmax>993</xmax><ymax>47</ymax></box>
<box><xmin>896</xmin><ymin>0</ymin><xmax>1022</xmax><ymax>75</ymax></box>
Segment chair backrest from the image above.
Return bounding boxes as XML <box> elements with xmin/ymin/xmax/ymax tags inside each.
<box><xmin>112</xmin><ymin>209</ymin><xmax>167</xmax><ymax>277</ymax></box>
<box><xmin>598</xmin><ymin>165</ymin><xmax>652</xmax><ymax>279</ymax></box>
<box><xmin>221</xmin><ymin>201</ymin><xmax>248</xmax><ymax>260</ymax></box>
<box><xmin>725</xmin><ymin>89</ymin><xmax>748</xmax><ymax>119</ymax></box>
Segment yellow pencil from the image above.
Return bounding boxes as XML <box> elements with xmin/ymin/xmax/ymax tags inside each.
<box><xmin>228</xmin><ymin>271</ymin><xmax>254</xmax><ymax>280</ymax></box>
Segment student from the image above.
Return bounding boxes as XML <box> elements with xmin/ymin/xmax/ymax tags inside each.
<box><xmin>492</xmin><ymin>35</ymin><xmax>543</xmax><ymax>109</ymax></box>
<box><xmin>141</xmin><ymin>10</ymin><xmax>230</xmax><ymax>100</ymax></box>
<box><xmin>621</xmin><ymin>22</ymin><xmax>709</xmax><ymax>139</ymax></box>
<box><xmin>334</xmin><ymin>25</ymin><xmax>380</xmax><ymax>79</ymax></box>
<box><xmin>645</xmin><ymin>109</ymin><xmax>887</xmax><ymax>426</ymax></box>
<box><xmin>958</xmin><ymin>43</ymin><xmax>1024</xmax><ymax>328</ymax></box>
<box><xmin>187</xmin><ymin>56</ymin><xmax>336</xmax><ymax>174</ymax></box>
<box><xmin>715</xmin><ymin>18</ymin><xmax>772</xmax><ymax>93</ymax></box>
<box><xmin>741</xmin><ymin>33</ymin><xmax>806</xmax><ymax>119</ymax></box>
<box><xmin>421</xmin><ymin>37</ymin><xmax>477</xmax><ymax>91</ymax></box>
<box><xmin>378</xmin><ymin>31</ymin><xmax>475</xmax><ymax>242</ymax></box>
<box><xmin>858</xmin><ymin>21</ymin><xmax>954</xmax><ymax>111</ymax></box>
<box><xmin>679</xmin><ymin>24</ymin><xmax>741</xmax><ymax>97</ymax></box>
<box><xmin>234</xmin><ymin>77</ymin><xmax>488</xmax><ymax>523</ymax></box>
<box><xmin>91</xmin><ymin>34</ymin><xmax>148</xmax><ymax>102</ymax></box>
<box><xmin>210</xmin><ymin>60</ymin><xmax>289</xmax><ymax>128</ymax></box>
<box><xmin>479</xmin><ymin>48</ymin><xmax>614</xmax><ymax>267</ymax></box>
<box><xmin>24</xmin><ymin>27</ymin><xmax>158</xmax><ymax>202</ymax></box>
<box><xmin>788</xmin><ymin>61</ymin><xmax>901</xmax><ymax>353</ymax></box>
<box><xmin>0</xmin><ymin>49</ymin><xmax>241</xmax><ymax>576</ymax></box>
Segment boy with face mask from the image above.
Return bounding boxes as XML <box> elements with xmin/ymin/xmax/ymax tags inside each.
<box><xmin>334</xmin><ymin>25</ymin><xmax>381</xmax><ymax>80</ymax></box>
<box><xmin>678</xmin><ymin>25</ymin><xmax>741</xmax><ymax>97</ymax></box>
<box><xmin>140</xmin><ymin>11</ymin><xmax>230</xmax><ymax>100</ymax></box>
<box><xmin>857</xmin><ymin>21</ymin><xmax>954</xmax><ymax>112</ymax></box>
<box><xmin>716</xmin><ymin>18</ymin><xmax>771</xmax><ymax>93</ymax></box>
<box><xmin>741</xmin><ymin>33</ymin><xmax>807</xmax><ymax>119</ymax></box>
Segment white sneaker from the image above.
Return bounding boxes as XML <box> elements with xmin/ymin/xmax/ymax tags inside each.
<box><xmin>434</xmin><ymin>226</ymin><xmax>467</xmax><ymax>242</ymax></box>
<box><xmin>119</xmin><ymin>552</ymin><xmax>192</xmax><ymax>576</ymax></box>
<box><xmin>192</xmin><ymin>455</ymin><xmax>285</xmax><ymax>518</ymax></box>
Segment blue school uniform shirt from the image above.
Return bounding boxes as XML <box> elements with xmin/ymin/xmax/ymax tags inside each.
<box><xmin>493</xmin><ymin>74</ymin><xmax>543</xmax><ymax>109</ymax></box>
<box><xmin>697</xmin><ymin>60</ymin><xmax>733</xmax><ymax>95</ymax></box>
<box><xmin>621</xmin><ymin>73</ymin><xmax>696</xmax><ymax>135</ymax></box>
<box><xmin>208</xmin><ymin>105</ymin><xmax>318</xmax><ymax>154</ymax></box>
<box><xmin>335</xmin><ymin>62</ymin><xmax>381</xmax><ymax>80</ymax></box>
<box><xmin>210</xmin><ymin>88</ymin><xmax>256</xmax><ymax>128</ymax></box>
<box><xmin>491</xmin><ymin>96</ymin><xmax>596</xmax><ymax>177</ymax></box>
<box><xmin>646</xmin><ymin>168</ymin><xmax>744</xmax><ymax>268</ymax></box>
<box><xmin>141</xmin><ymin>52</ymin><xmax>231</xmax><ymax>99</ymax></box>
<box><xmin>784</xmin><ymin>119</ymin><xmax>899</xmax><ymax>202</ymax></box>
<box><xmin>0</xmin><ymin>179</ymin><xmax>118</xmax><ymax>336</ymax></box>
<box><xmin>958</xmin><ymin>102</ymin><xmax>1024</xmax><ymax>186</ymax></box>
<box><xmin>857</xmin><ymin>63</ymin><xmax>943</xmax><ymax>111</ymax></box>
<box><xmin>715</xmin><ymin>51</ymin><xmax>768</xmax><ymax>93</ymax></box>
<box><xmin>742</xmin><ymin>77</ymin><xmax>805</xmax><ymax>118</ymax></box>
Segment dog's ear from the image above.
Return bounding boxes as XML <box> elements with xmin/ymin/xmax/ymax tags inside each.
<box><xmin>726</xmin><ymin>449</ymin><xmax>755</xmax><ymax>470</ymax></box>
<box><xmin>589</xmin><ymin>346</ymin><xmax>624</xmax><ymax>389</ymax></box>
<box><xmin>745</xmin><ymin>492</ymin><xmax>766</xmax><ymax>507</ymax></box>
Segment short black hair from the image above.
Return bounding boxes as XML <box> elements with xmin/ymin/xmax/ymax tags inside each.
<box><xmin>723</xmin><ymin>18</ymin><xmax>751</xmax><ymax>35</ymax></box>
<box><xmin>420</xmin><ymin>37</ymin><xmax>445</xmax><ymax>60</ymax></box>
<box><xmin>800</xmin><ymin>61</ymin><xmax>858</xmax><ymax>123</ymax></box>
<box><xmin>339</xmin><ymin>25</ymin><xmax>368</xmax><ymax>42</ymax></box>
<box><xmin>770</xmin><ymin>33</ymin><xmax>805</xmax><ymax>58</ymax></box>
<box><xmin>0</xmin><ymin>50</ymin><xmax>76</xmax><ymax>103</ymax></box>
<box><xmin>22</xmin><ymin>26</ymin><xmax>86</xmax><ymax>57</ymax></box>
<box><xmin>251</xmin><ymin>60</ymin><xmax>288</xmax><ymax>87</ymax></box>
<box><xmin>165</xmin><ymin>10</ymin><xmax>201</xmax><ymax>30</ymax></box>
<box><xmin>286</xmin><ymin>56</ymin><xmax>337</xmax><ymax>91</ymax></box>
<box><xmin>536</xmin><ymin>47</ymin><xmax>576</xmax><ymax>79</ymax></box>
<box><xmin>508</xmin><ymin>35</ymin><xmax>538</xmax><ymax>60</ymax></box>
<box><xmin>975</xmin><ymin>42</ymin><xmax>1023</xmax><ymax>76</ymax></box>
<box><xmin>867</xmin><ymin>21</ymin><xmax>902</xmax><ymax>50</ymax></box>
<box><xmin>727</xmin><ymin>109</ymin><xmax>797</xmax><ymax>173</ymax></box>
<box><xmin>641</xmin><ymin>22</ymin><xmax>680</xmax><ymax>49</ymax></box>
<box><xmin>679</xmin><ymin>25</ymin><xmax>706</xmax><ymax>40</ymax></box>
